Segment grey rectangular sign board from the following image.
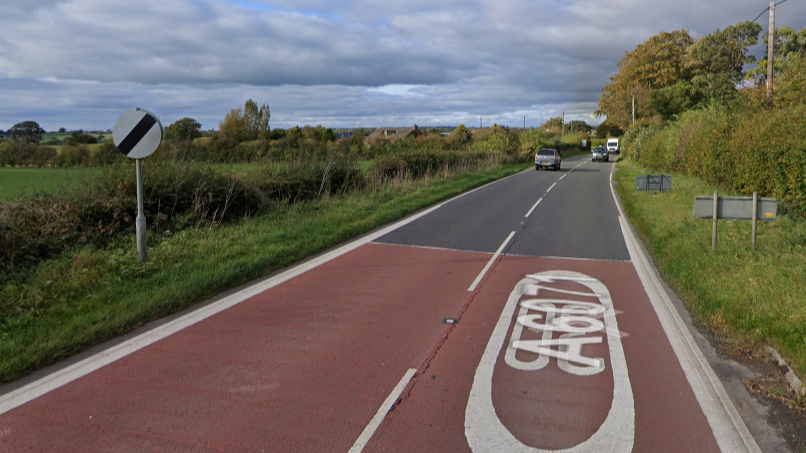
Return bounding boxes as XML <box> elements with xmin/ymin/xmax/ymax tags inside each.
<box><xmin>693</xmin><ymin>196</ymin><xmax>777</xmax><ymax>220</ymax></box>
<box><xmin>636</xmin><ymin>175</ymin><xmax>672</xmax><ymax>191</ymax></box>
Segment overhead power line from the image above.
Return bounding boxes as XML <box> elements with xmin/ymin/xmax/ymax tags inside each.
<box><xmin>751</xmin><ymin>0</ymin><xmax>789</xmax><ymax>23</ymax></box>
<box><xmin>751</xmin><ymin>7</ymin><xmax>768</xmax><ymax>24</ymax></box>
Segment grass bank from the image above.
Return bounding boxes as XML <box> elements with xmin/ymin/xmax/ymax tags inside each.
<box><xmin>614</xmin><ymin>159</ymin><xmax>806</xmax><ymax>377</ymax></box>
<box><xmin>0</xmin><ymin>163</ymin><xmax>528</xmax><ymax>383</ymax></box>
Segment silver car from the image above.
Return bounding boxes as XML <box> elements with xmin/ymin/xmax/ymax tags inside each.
<box><xmin>592</xmin><ymin>146</ymin><xmax>609</xmax><ymax>162</ymax></box>
<box><xmin>535</xmin><ymin>148</ymin><xmax>562</xmax><ymax>171</ymax></box>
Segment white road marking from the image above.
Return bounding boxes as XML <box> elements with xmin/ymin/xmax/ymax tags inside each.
<box><xmin>348</xmin><ymin>368</ymin><xmax>417</xmax><ymax>453</ymax></box>
<box><xmin>467</xmin><ymin>231</ymin><xmax>516</xmax><ymax>292</ymax></box>
<box><xmin>465</xmin><ymin>270</ymin><xmax>634</xmax><ymax>452</ymax></box>
<box><xmin>608</xmin><ymin>162</ymin><xmax>761</xmax><ymax>452</ymax></box>
<box><xmin>546</xmin><ymin>182</ymin><xmax>557</xmax><ymax>193</ymax></box>
<box><xmin>559</xmin><ymin>174</ymin><xmax>566</xmax><ymax>181</ymax></box>
<box><xmin>524</xmin><ymin>197</ymin><xmax>543</xmax><ymax>218</ymax></box>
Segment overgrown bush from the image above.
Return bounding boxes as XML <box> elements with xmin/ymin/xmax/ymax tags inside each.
<box><xmin>728</xmin><ymin>105</ymin><xmax>806</xmax><ymax>216</ymax></box>
<box><xmin>680</xmin><ymin>107</ymin><xmax>734</xmax><ymax>187</ymax></box>
<box><xmin>369</xmin><ymin>149</ymin><xmax>507</xmax><ymax>182</ymax></box>
<box><xmin>621</xmin><ymin>124</ymin><xmax>663</xmax><ymax>161</ymax></box>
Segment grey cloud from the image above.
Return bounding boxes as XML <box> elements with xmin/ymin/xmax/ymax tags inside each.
<box><xmin>1</xmin><ymin>0</ymin><xmax>805</xmax><ymax>131</ymax></box>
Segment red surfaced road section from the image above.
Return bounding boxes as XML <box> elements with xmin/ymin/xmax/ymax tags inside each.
<box><xmin>1</xmin><ymin>244</ymin><xmax>724</xmax><ymax>453</ymax></box>
<box><xmin>364</xmin><ymin>254</ymin><xmax>721</xmax><ymax>453</ymax></box>
<box><xmin>0</xmin><ymin>244</ymin><xmax>489</xmax><ymax>453</ymax></box>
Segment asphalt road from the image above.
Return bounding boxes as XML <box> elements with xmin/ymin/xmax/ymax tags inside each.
<box><xmin>376</xmin><ymin>156</ymin><xmax>629</xmax><ymax>260</ymax></box>
<box><xmin>0</xmin><ymin>155</ymin><xmax>764</xmax><ymax>452</ymax></box>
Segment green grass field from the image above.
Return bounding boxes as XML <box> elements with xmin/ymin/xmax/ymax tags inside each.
<box><xmin>0</xmin><ymin>168</ymin><xmax>102</xmax><ymax>201</ymax></box>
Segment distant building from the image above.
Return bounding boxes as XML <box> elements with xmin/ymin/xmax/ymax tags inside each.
<box><xmin>366</xmin><ymin>125</ymin><xmax>423</xmax><ymax>142</ymax></box>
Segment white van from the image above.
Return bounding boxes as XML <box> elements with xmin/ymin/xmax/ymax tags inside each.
<box><xmin>606</xmin><ymin>138</ymin><xmax>619</xmax><ymax>154</ymax></box>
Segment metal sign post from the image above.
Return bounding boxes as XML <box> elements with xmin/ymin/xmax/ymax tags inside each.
<box><xmin>112</xmin><ymin>108</ymin><xmax>163</xmax><ymax>263</ymax></box>
<box><xmin>693</xmin><ymin>192</ymin><xmax>777</xmax><ymax>251</ymax></box>
<box><xmin>135</xmin><ymin>159</ymin><xmax>147</xmax><ymax>262</ymax></box>
<box><xmin>711</xmin><ymin>192</ymin><xmax>718</xmax><ymax>250</ymax></box>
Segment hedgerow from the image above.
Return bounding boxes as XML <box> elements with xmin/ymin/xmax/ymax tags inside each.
<box><xmin>623</xmin><ymin>100</ymin><xmax>806</xmax><ymax>218</ymax></box>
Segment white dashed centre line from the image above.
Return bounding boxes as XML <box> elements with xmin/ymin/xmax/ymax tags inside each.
<box><xmin>525</xmin><ymin>197</ymin><xmax>543</xmax><ymax>218</ymax></box>
<box><xmin>348</xmin><ymin>368</ymin><xmax>418</xmax><ymax>453</ymax></box>
<box><xmin>468</xmin><ymin>231</ymin><xmax>516</xmax><ymax>292</ymax></box>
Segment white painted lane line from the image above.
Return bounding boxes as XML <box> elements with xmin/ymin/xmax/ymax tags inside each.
<box><xmin>468</xmin><ymin>231</ymin><xmax>516</xmax><ymax>292</ymax></box>
<box><xmin>348</xmin><ymin>368</ymin><xmax>417</xmax><ymax>453</ymax></box>
<box><xmin>609</xmin><ymin>163</ymin><xmax>761</xmax><ymax>452</ymax></box>
<box><xmin>524</xmin><ymin>197</ymin><xmax>543</xmax><ymax>218</ymax></box>
<box><xmin>546</xmin><ymin>182</ymin><xmax>557</xmax><ymax>193</ymax></box>
<box><xmin>559</xmin><ymin>174</ymin><xmax>566</xmax><ymax>181</ymax></box>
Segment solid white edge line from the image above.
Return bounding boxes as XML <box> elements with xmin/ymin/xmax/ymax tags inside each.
<box><xmin>347</xmin><ymin>368</ymin><xmax>417</xmax><ymax>453</ymax></box>
<box><xmin>525</xmin><ymin>197</ymin><xmax>543</xmax><ymax>218</ymax></box>
<box><xmin>467</xmin><ymin>231</ymin><xmax>516</xmax><ymax>292</ymax></box>
<box><xmin>0</xmin><ymin>166</ymin><xmax>530</xmax><ymax>416</ymax></box>
<box><xmin>608</xmin><ymin>163</ymin><xmax>761</xmax><ymax>453</ymax></box>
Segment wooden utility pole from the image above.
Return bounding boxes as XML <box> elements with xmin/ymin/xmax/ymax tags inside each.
<box><xmin>561</xmin><ymin>111</ymin><xmax>565</xmax><ymax>135</ymax></box>
<box><xmin>766</xmin><ymin>1</ymin><xmax>775</xmax><ymax>105</ymax></box>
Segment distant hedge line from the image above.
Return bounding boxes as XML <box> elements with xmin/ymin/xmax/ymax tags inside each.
<box><xmin>0</xmin><ymin>143</ymin><xmax>125</xmax><ymax>167</ymax></box>
<box><xmin>623</xmin><ymin>104</ymin><xmax>806</xmax><ymax>217</ymax></box>
<box><xmin>0</xmin><ymin>125</ymin><xmax>592</xmax><ymax>169</ymax></box>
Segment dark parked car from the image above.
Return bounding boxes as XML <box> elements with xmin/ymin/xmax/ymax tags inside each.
<box><xmin>535</xmin><ymin>148</ymin><xmax>561</xmax><ymax>171</ymax></box>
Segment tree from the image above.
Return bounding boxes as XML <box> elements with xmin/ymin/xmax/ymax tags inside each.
<box><xmin>321</xmin><ymin>128</ymin><xmax>336</xmax><ymax>142</ymax></box>
<box><xmin>64</xmin><ymin>132</ymin><xmax>98</xmax><ymax>145</ymax></box>
<box><xmin>598</xmin><ymin>30</ymin><xmax>694</xmax><ymax>129</ymax></box>
<box><xmin>243</xmin><ymin>99</ymin><xmax>270</xmax><ymax>139</ymax></box>
<box><xmin>595</xmin><ymin>120</ymin><xmax>623</xmax><ymax>139</ymax></box>
<box><xmin>649</xmin><ymin>80</ymin><xmax>703</xmax><ymax>120</ymax></box>
<box><xmin>10</xmin><ymin>121</ymin><xmax>45</xmax><ymax>144</ymax></box>
<box><xmin>219</xmin><ymin>99</ymin><xmax>270</xmax><ymax>142</ymax></box>
<box><xmin>747</xmin><ymin>26</ymin><xmax>806</xmax><ymax>82</ymax></box>
<box><xmin>774</xmin><ymin>53</ymin><xmax>806</xmax><ymax>106</ymax></box>
<box><xmin>288</xmin><ymin>126</ymin><xmax>303</xmax><ymax>140</ymax></box>
<box><xmin>541</xmin><ymin>116</ymin><xmax>564</xmax><ymax>129</ymax></box>
<box><xmin>566</xmin><ymin>120</ymin><xmax>591</xmax><ymax>134</ymax></box>
<box><xmin>449</xmin><ymin>124</ymin><xmax>472</xmax><ymax>148</ymax></box>
<box><xmin>165</xmin><ymin>117</ymin><xmax>202</xmax><ymax>142</ymax></box>
<box><xmin>685</xmin><ymin>21</ymin><xmax>762</xmax><ymax>104</ymax></box>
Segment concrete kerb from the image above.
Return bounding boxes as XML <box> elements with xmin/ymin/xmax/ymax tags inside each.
<box><xmin>766</xmin><ymin>346</ymin><xmax>806</xmax><ymax>396</ymax></box>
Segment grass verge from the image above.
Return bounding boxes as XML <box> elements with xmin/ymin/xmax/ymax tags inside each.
<box><xmin>614</xmin><ymin>158</ymin><xmax>806</xmax><ymax>377</ymax></box>
<box><xmin>0</xmin><ymin>163</ymin><xmax>528</xmax><ymax>383</ymax></box>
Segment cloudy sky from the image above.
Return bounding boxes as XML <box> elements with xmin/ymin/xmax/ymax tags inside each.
<box><xmin>1</xmin><ymin>0</ymin><xmax>805</xmax><ymax>132</ymax></box>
